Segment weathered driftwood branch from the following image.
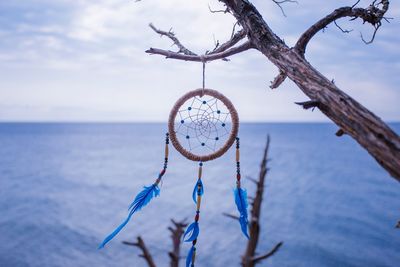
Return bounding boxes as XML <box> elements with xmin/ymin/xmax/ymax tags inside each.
<box><xmin>122</xmin><ymin>237</ymin><xmax>156</xmax><ymax>267</ymax></box>
<box><xmin>217</xmin><ymin>0</ymin><xmax>400</xmax><ymax>181</ymax></box>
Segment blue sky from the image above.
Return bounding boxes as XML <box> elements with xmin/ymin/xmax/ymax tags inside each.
<box><xmin>0</xmin><ymin>0</ymin><xmax>399</xmax><ymax>122</ymax></box>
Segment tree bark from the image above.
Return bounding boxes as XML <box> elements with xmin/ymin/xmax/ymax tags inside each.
<box><xmin>221</xmin><ymin>0</ymin><xmax>400</xmax><ymax>181</ymax></box>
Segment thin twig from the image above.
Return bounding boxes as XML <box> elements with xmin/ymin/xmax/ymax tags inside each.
<box><xmin>223</xmin><ymin>212</ymin><xmax>240</xmax><ymax>220</ymax></box>
<box><xmin>149</xmin><ymin>23</ymin><xmax>197</xmax><ymax>56</ymax></box>
<box><xmin>272</xmin><ymin>0</ymin><xmax>298</xmax><ymax>17</ymax></box>
<box><xmin>251</xmin><ymin>242</ymin><xmax>283</xmax><ymax>264</ymax></box>
<box><xmin>208</xmin><ymin>3</ymin><xmax>230</xmax><ymax>14</ymax></box>
<box><xmin>334</xmin><ymin>20</ymin><xmax>353</xmax><ymax>33</ymax></box>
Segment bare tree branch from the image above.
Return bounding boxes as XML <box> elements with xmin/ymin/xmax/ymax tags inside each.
<box><xmin>209</xmin><ymin>29</ymin><xmax>247</xmax><ymax>54</ymax></box>
<box><xmin>168</xmin><ymin>219</ymin><xmax>187</xmax><ymax>267</ymax></box>
<box><xmin>241</xmin><ymin>136</ymin><xmax>283</xmax><ymax>267</ymax></box>
<box><xmin>122</xmin><ymin>237</ymin><xmax>156</xmax><ymax>267</ymax></box>
<box><xmin>295</xmin><ymin>100</ymin><xmax>320</xmax><ymax>111</ymax></box>
<box><xmin>146</xmin><ymin>41</ymin><xmax>254</xmax><ymax>62</ymax></box>
<box><xmin>295</xmin><ymin>0</ymin><xmax>390</xmax><ymax>55</ymax></box>
<box><xmin>251</xmin><ymin>242</ymin><xmax>283</xmax><ymax>264</ymax></box>
<box><xmin>223</xmin><ymin>212</ymin><xmax>240</xmax><ymax>220</ymax></box>
<box><xmin>270</xmin><ymin>70</ymin><xmax>287</xmax><ymax>89</ymax></box>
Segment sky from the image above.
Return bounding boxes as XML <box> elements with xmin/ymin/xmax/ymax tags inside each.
<box><xmin>0</xmin><ymin>0</ymin><xmax>399</xmax><ymax>122</ymax></box>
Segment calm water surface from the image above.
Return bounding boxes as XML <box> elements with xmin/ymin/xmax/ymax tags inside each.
<box><xmin>0</xmin><ymin>123</ymin><xmax>399</xmax><ymax>267</ymax></box>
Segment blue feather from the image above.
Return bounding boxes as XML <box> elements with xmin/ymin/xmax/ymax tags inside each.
<box><xmin>183</xmin><ymin>221</ymin><xmax>200</xmax><ymax>242</ymax></box>
<box><xmin>186</xmin><ymin>246</ymin><xmax>195</xmax><ymax>267</ymax></box>
<box><xmin>192</xmin><ymin>179</ymin><xmax>204</xmax><ymax>204</ymax></box>
<box><xmin>239</xmin><ymin>215</ymin><xmax>249</xmax><ymax>239</ymax></box>
<box><xmin>234</xmin><ymin>188</ymin><xmax>249</xmax><ymax>238</ymax></box>
<box><xmin>98</xmin><ymin>184</ymin><xmax>160</xmax><ymax>249</ymax></box>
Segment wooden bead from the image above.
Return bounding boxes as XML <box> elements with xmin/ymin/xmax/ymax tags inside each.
<box><xmin>198</xmin><ymin>166</ymin><xmax>202</xmax><ymax>179</ymax></box>
<box><xmin>196</xmin><ymin>196</ymin><xmax>202</xmax><ymax>211</ymax></box>
<box><xmin>165</xmin><ymin>144</ymin><xmax>169</xmax><ymax>158</ymax></box>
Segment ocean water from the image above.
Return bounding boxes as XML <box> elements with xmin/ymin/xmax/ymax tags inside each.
<box><xmin>0</xmin><ymin>123</ymin><xmax>399</xmax><ymax>267</ymax></box>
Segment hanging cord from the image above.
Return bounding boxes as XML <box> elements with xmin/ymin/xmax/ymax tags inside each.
<box><xmin>184</xmin><ymin>162</ymin><xmax>204</xmax><ymax>267</ymax></box>
<box><xmin>200</xmin><ymin>55</ymin><xmax>206</xmax><ymax>97</ymax></box>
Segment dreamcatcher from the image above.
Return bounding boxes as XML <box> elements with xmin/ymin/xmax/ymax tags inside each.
<box><xmin>99</xmin><ymin>63</ymin><xmax>248</xmax><ymax>267</ymax></box>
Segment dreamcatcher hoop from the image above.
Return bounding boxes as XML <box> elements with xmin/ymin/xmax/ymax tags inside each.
<box><xmin>168</xmin><ymin>88</ymin><xmax>239</xmax><ymax>162</ymax></box>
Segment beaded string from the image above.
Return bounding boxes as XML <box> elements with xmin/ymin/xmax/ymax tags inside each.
<box><xmin>192</xmin><ymin>162</ymin><xmax>203</xmax><ymax>266</ymax></box>
<box><xmin>233</xmin><ymin>136</ymin><xmax>249</xmax><ymax>238</ymax></box>
<box><xmin>185</xmin><ymin>162</ymin><xmax>204</xmax><ymax>267</ymax></box>
<box><xmin>155</xmin><ymin>132</ymin><xmax>169</xmax><ymax>186</ymax></box>
<box><xmin>236</xmin><ymin>137</ymin><xmax>241</xmax><ymax>190</ymax></box>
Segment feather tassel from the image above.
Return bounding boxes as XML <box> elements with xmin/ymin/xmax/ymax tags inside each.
<box><xmin>183</xmin><ymin>221</ymin><xmax>200</xmax><ymax>242</ymax></box>
<box><xmin>186</xmin><ymin>246</ymin><xmax>195</xmax><ymax>267</ymax></box>
<box><xmin>192</xmin><ymin>179</ymin><xmax>204</xmax><ymax>204</ymax></box>
<box><xmin>98</xmin><ymin>184</ymin><xmax>160</xmax><ymax>249</ymax></box>
<box><xmin>234</xmin><ymin>187</ymin><xmax>249</xmax><ymax>238</ymax></box>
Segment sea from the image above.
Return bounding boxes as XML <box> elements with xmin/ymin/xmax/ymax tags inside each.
<box><xmin>0</xmin><ymin>123</ymin><xmax>399</xmax><ymax>267</ymax></box>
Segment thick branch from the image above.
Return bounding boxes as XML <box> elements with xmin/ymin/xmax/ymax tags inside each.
<box><xmin>146</xmin><ymin>41</ymin><xmax>254</xmax><ymax>62</ymax></box>
<box><xmin>221</xmin><ymin>0</ymin><xmax>400</xmax><ymax>181</ymax></box>
<box><xmin>122</xmin><ymin>237</ymin><xmax>156</xmax><ymax>267</ymax></box>
<box><xmin>295</xmin><ymin>1</ymin><xmax>389</xmax><ymax>55</ymax></box>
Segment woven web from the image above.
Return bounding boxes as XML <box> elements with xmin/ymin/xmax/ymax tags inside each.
<box><xmin>175</xmin><ymin>95</ymin><xmax>232</xmax><ymax>156</ymax></box>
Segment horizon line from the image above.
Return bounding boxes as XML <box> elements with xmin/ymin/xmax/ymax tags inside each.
<box><xmin>0</xmin><ymin>120</ymin><xmax>399</xmax><ymax>124</ymax></box>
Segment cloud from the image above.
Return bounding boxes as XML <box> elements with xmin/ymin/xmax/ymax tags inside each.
<box><xmin>0</xmin><ymin>0</ymin><xmax>399</xmax><ymax>122</ymax></box>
